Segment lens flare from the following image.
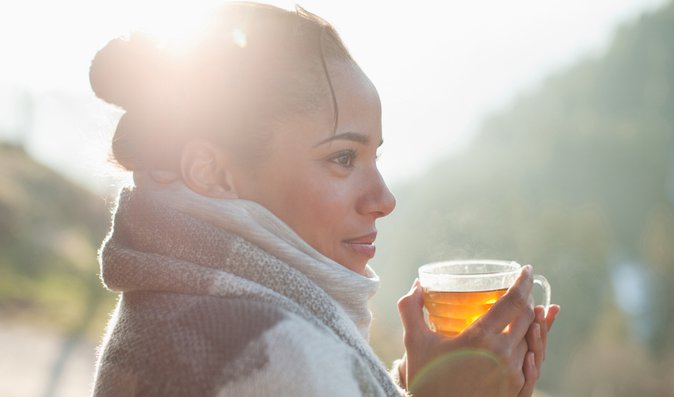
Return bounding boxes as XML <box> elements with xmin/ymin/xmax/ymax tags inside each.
<box><xmin>232</xmin><ymin>28</ymin><xmax>247</xmax><ymax>48</ymax></box>
<box><xmin>409</xmin><ymin>349</ymin><xmax>508</xmax><ymax>397</ymax></box>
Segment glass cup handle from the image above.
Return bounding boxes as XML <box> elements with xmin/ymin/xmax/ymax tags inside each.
<box><xmin>533</xmin><ymin>275</ymin><xmax>551</xmax><ymax>314</ymax></box>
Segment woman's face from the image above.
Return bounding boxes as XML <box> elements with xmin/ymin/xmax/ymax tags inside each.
<box><xmin>233</xmin><ymin>60</ymin><xmax>396</xmax><ymax>274</ymax></box>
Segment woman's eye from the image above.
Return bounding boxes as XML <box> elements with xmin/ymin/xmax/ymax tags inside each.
<box><xmin>331</xmin><ymin>151</ymin><xmax>356</xmax><ymax>168</ymax></box>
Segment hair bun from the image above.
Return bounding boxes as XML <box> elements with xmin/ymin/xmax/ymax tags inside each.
<box><xmin>89</xmin><ymin>34</ymin><xmax>163</xmax><ymax>110</ymax></box>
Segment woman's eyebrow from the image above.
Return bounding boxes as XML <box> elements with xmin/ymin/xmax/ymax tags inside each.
<box><xmin>313</xmin><ymin>132</ymin><xmax>383</xmax><ymax>147</ymax></box>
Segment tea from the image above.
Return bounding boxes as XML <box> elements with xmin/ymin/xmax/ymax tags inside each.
<box><xmin>418</xmin><ymin>260</ymin><xmax>550</xmax><ymax>337</ymax></box>
<box><xmin>423</xmin><ymin>288</ymin><xmax>507</xmax><ymax>337</ymax></box>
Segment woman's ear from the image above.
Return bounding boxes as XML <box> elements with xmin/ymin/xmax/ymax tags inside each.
<box><xmin>180</xmin><ymin>140</ymin><xmax>239</xmax><ymax>199</ymax></box>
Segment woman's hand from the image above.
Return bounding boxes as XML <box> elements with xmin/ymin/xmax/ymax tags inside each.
<box><xmin>520</xmin><ymin>303</ymin><xmax>560</xmax><ymax>395</ymax></box>
<box><xmin>397</xmin><ymin>266</ymin><xmax>560</xmax><ymax>397</ymax></box>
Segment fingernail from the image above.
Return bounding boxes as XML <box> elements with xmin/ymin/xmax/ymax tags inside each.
<box><xmin>533</xmin><ymin>323</ymin><xmax>541</xmax><ymax>339</ymax></box>
<box><xmin>522</xmin><ymin>265</ymin><xmax>532</xmax><ymax>275</ymax></box>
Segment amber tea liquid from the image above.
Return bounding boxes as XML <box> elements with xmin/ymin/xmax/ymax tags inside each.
<box><xmin>419</xmin><ymin>260</ymin><xmax>551</xmax><ymax>337</ymax></box>
<box><xmin>423</xmin><ymin>287</ymin><xmax>507</xmax><ymax>337</ymax></box>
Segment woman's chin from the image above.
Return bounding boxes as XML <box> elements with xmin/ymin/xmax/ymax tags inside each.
<box><xmin>337</xmin><ymin>254</ymin><xmax>370</xmax><ymax>275</ymax></box>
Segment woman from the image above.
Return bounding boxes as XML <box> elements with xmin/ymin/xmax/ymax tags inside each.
<box><xmin>90</xmin><ymin>3</ymin><xmax>559</xmax><ymax>396</ymax></box>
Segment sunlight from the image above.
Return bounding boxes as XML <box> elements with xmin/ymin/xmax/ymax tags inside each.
<box><xmin>129</xmin><ymin>0</ymin><xmax>219</xmax><ymax>54</ymax></box>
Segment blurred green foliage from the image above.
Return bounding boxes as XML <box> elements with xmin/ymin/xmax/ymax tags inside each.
<box><xmin>0</xmin><ymin>143</ymin><xmax>115</xmax><ymax>337</ymax></box>
<box><xmin>370</xmin><ymin>2</ymin><xmax>674</xmax><ymax>396</ymax></box>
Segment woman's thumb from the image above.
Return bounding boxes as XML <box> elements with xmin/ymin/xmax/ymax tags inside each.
<box><xmin>397</xmin><ymin>280</ymin><xmax>428</xmax><ymax>341</ymax></box>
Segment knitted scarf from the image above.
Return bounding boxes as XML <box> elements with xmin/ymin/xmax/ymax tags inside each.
<box><xmin>95</xmin><ymin>179</ymin><xmax>405</xmax><ymax>396</ymax></box>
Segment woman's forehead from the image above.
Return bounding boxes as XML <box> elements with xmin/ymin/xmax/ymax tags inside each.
<box><xmin>329</xmin><ymin>63</ymin><xmax>381</xmax><ymax>129</ymax></box>
<box><xmin>260</xmin><ymin>60</ymin><xmax>381</xmax><ymax>150</ymax></box>
<box><xmin>331</xmin><ymin>60</ymin><xmax>380</xmax><ymax>103</ymax></box>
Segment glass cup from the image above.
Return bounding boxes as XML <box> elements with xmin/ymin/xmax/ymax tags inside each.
<box><xmin>418</xmin><ymin>259</ymin><xmax>551</xmax><ymax>337</ymax></box>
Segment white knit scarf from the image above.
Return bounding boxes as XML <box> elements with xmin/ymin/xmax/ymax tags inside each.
<box><xmin>138</xmin><ymin>177</ymin><xmax>381</xmax><ymax>340</ymax></box>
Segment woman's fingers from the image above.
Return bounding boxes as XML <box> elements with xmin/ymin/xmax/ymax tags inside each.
<box><xmin>518</xmin><ymin>352</ymin><xmax>537</xmax><ymax>397</ymax></box>
<box><xmin>545</xmin><ymin>304</ymin><xmax>561</xmax><ymax>331</ymax></box>
<box><xmin>505</xmin><ymin>298</ymin><xmax>535</xmax><ymax>344</ymax></box>
<box><xmin>526</xmin><ymin>321</ymin><xmax>543</xmax><ymax>370</ymax></box>
<box><xmin>474</xmin><ymin>266</ymin><xmax>534</xmax><ymax>337</ymax></box>
<box><xmin>397</xmin><ymin>279</ymin><xmax>429</xmax><ymax>346</ymax></box>
<box><xmin>539</xmin><ymin>304</ymin><xmax>560</xmax><ymax>360</ymax></box>
<box><xmin>514</xmin><ymin>337</ymin><xmax>529</xmax><ymax>373</ymax></box>
<box><xmin>397</xmin><ymin>271</ymin><xmax>557</xmax><ymax>397</ymax></box>
<box><xmin>519</xmin><ymin>304</ymin><xmax>559</xmax><ymax>397</ymax></box>
<box><xmin>533</xmin><ymin>306</ymin><xmax>546</xmax><ymax>361</ymax></box>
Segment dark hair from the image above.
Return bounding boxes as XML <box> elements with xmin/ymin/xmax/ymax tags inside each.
<box><xmin>90</xmin><ymin>2</ymin><xmax>353</xmax><ymax>172</ymax></box>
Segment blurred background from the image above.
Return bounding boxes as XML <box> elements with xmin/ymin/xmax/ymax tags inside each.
<box><xmin>1</xmin><ymin>0</ymin><xmax>673</xmax><ymax>396</ymax></box>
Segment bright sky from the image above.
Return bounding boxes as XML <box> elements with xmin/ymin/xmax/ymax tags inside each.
<box><xmin>0</xmin><ymin>0</ymin><xmax>668</xmax><ymax>192</ymax></box>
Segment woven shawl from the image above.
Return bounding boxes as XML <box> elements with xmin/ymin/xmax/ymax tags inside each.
<box><xmin>94</xmin><ymin>179</ymin><xmax>405</xmax><ymax>396</ymax></box>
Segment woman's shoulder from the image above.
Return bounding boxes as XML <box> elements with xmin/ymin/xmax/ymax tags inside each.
<box><xmin>94</xmin><ymin>291</ymin><xmax>372</xmax><ymax>396</ymax></box>
<box><xmin>119</xmin><ymin>291</ymin><xmax>303</xmax><ymax>344</ymax></box>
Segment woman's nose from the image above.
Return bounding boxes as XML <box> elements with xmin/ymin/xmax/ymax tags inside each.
<box><xmin>359</xmin><ymin>169</ymin><xmax>396</xmax><ymax>218</ymax></box>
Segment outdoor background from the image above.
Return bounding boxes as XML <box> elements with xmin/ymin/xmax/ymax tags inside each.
<box><xmin>1</xmin><ymin>1</ymin><xmax>673</xmax><ymax>396</ymax></box>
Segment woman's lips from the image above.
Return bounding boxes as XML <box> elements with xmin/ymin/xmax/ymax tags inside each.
<box><xmin>344</xmin><ymin>232</ymin><xmax>377</xmax><ymax>259</ymax></box>
<box><xmin>347</xmin><ymin>242</ymin><xmax>376</xmax><ymax>258</ymax></box>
